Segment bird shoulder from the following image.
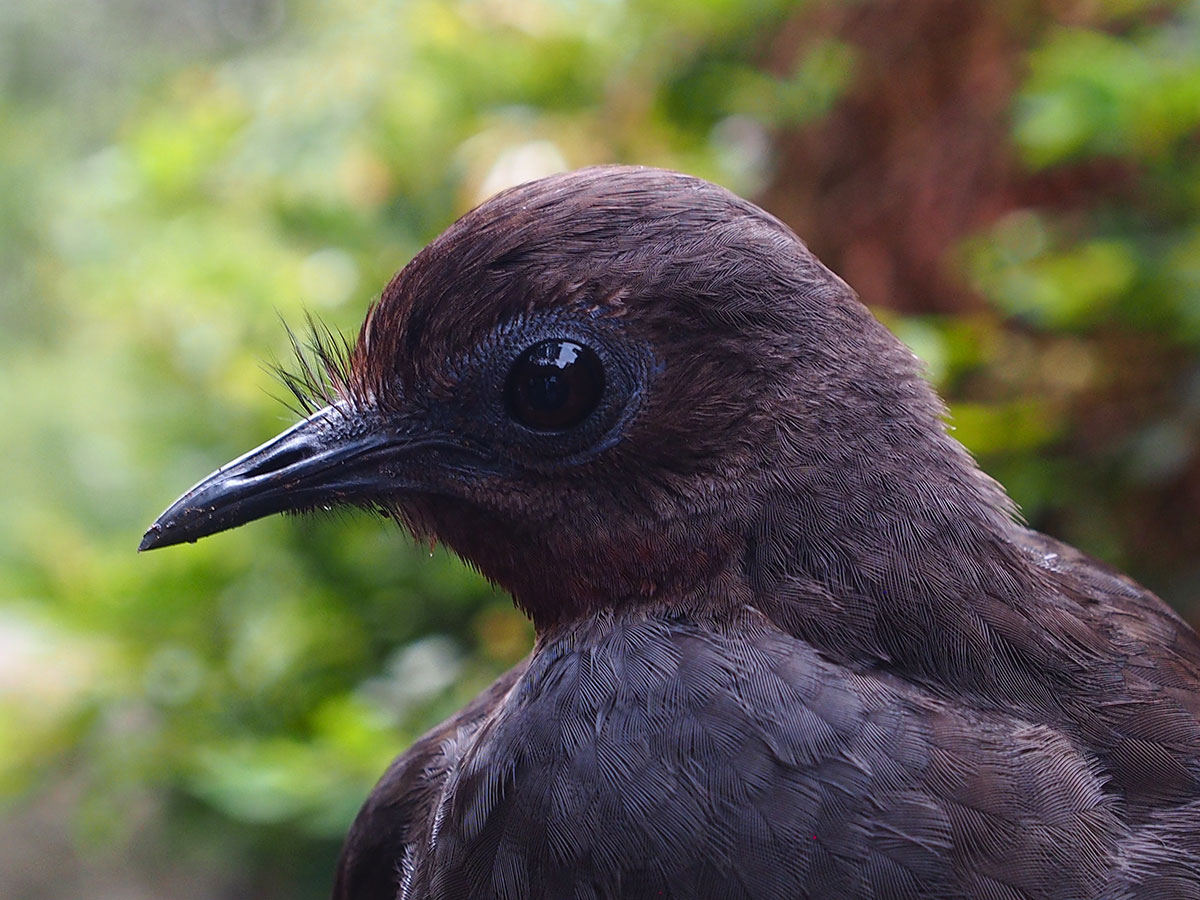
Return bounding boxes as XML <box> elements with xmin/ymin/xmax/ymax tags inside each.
<box><xmin>332</xmin><ymin>659</ymin><xmax>529</xmax><ymax>900</ymax></box>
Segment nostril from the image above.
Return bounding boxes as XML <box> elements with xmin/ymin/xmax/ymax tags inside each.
<box><xmin>243</xmin><ymin>445</ymin><xmax>309</xmax><ymax>478</ymax></box>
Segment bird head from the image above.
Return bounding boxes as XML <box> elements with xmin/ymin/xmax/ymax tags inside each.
<box><xmin>141</xmin><ymin>166</ymin><xmax>1014</xmax><ymax>628</ymax></box>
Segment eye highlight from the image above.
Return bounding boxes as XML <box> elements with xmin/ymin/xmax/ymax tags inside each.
<box><xmin>504</xmin><ymin>339</ymin><xmax>605</xmax><ymax>432</ymax></box>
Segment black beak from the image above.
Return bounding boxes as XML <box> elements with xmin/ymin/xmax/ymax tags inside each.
<box><xmin>140</xmin><ymin>405</ymin><xmax>402</xmax><ymax>551</ymax></box>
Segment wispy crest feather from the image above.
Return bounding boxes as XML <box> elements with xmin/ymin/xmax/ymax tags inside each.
<box><xmin>266</xmin><ymin>312</ymin><xmax>358</xmax><ymax>417</ymax></box>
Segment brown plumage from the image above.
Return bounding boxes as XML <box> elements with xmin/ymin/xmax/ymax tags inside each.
<box><xmin>142</xmin><ymin>166</ymin><xmax>1200</xmax><ymax>899</ymax></box>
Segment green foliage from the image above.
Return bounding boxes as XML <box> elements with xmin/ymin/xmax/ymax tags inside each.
<box><xmin>1016</xmin><ymin>19</ymin><xmax>1200</xmax><ymax>167</ymax></box>
<box><xmin>1</xmin><ymin>0</ymin><xmax>1197</xmax><ymax>896</ymax></box>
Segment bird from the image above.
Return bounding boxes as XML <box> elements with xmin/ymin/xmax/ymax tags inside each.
<box><xmin>141</xmin><ymin>166</ymin><xmax>1200</xmax><ymax>900</ymax></box>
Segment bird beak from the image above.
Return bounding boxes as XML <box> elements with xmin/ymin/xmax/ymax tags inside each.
<box><xmin>139</xmin><ymin>404</ymin><xmax>404</xmax><ymax>552</ymax></box>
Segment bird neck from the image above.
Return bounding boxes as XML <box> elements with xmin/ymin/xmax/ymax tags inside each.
<box><xmin>524</xmin><ymin>382</ymin><xmax>1052</xmax><ymax>698</ymax></box>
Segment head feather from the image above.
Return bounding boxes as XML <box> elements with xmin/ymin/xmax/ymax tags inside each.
<box><xmin>265</xmin><ymin>311</ymin><xmax>358</xmax><ymax>417</ymax></box>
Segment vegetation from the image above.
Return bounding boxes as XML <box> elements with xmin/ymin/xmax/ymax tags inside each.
<box><xmin>1</xmin><ymin>0</ymin><xmax>1197</xmax><ymax>895</ymax></box>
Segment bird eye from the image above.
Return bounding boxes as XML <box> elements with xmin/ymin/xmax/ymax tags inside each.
<box><xmin>504</xmin><ymin>339</ymin><xmax>605</xmax><ymax>432</ymax></box>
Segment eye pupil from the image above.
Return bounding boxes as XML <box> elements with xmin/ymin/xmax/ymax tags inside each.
<box><xmin>505</xmin><ymin>339</ymin><xmax>605</xmax><ymax>431</ymax></box>
<box><xmin>527</xmin><ymin>372</ymin><xmax>567</xmax><ymax>412</ymax></box>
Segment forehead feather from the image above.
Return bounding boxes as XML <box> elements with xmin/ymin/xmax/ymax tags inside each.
<box><xmin>350</xmin><ymin>166</ymin><xmax>834</xmax><ymax>398</ymax></box>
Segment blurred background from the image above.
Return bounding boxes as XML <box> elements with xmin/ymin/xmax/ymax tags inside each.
<box><xmin>1</xmin><ymin>0</ymin><xmax>1198</xmax><ymax>896</ymax></box>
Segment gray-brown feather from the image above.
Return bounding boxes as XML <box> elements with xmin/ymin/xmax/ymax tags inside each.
<box><xmin>328</xmin><ymin>168</ymin><xmax>1200</xmax><ymax>900</ymax></box>
<box><xmin>345</xmin><ymin>584</ymin><xmax>1198</xmax><ymax>899</ymax></box>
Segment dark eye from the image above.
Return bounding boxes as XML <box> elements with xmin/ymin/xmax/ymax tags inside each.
<box><xmin>504</xmin><ymin>339</ymin><xmax>605</xmax><ymax>431</ymax></box>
